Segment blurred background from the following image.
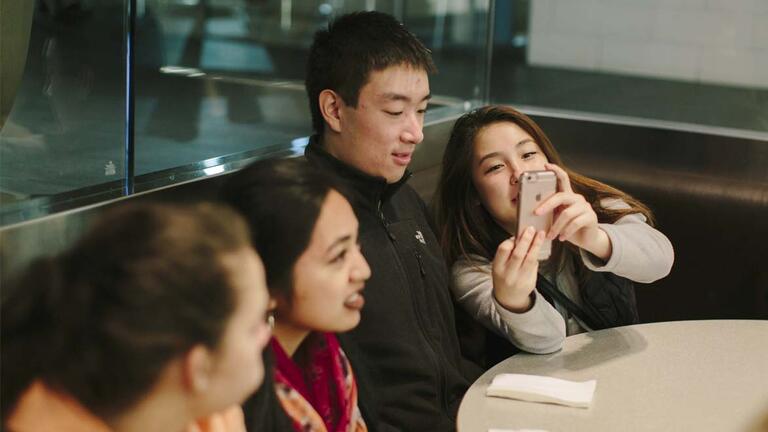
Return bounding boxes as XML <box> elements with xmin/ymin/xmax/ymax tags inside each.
<box><xmin>1</xmin><ymin>0</ymin><xmax>766</xmax><ymax>320</ymax></box>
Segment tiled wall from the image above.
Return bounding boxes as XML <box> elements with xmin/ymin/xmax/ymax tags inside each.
<box><xmin>528</xmin><ymin>0</ymin><xmax>768</xmax><ymax>88</ymax></box>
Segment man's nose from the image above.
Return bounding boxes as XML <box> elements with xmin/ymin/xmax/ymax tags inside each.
<box><xmin>401</xmin><ymin>113</ymin><xmax>424</xmax><ymax>144</ymax></box>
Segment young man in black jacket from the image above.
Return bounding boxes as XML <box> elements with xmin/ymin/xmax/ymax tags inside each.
<box><xmin>304</xmin><ymin>11</ymin><xmax>482</xmax><ymax>431</ymax></box>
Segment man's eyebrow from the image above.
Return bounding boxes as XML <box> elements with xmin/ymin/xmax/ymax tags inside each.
<box><xmin>380</xmin><ymin>93</ymin><xmax>432</xmax><ymax>103</ymax></box>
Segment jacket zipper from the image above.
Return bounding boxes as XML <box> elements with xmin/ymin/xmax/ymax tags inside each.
<box><xmin>380</xmin><ymin>200</ymin><xmax>448</xmax><ymax>414</ymax></box>
<box><xmin>378</xmin><ymin>201</ymin><xmax>395</xmax><ymax>240</ymax></box>
<box><xmin>414</xmin><ymin>251</ymin><xmax>426</xmax><ymax>278</ymax></box>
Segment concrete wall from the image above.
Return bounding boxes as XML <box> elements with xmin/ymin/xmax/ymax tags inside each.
<box><xmin>528</xmin><ymin>0</ymin><xmax>768</xmax><ymax>88</ymax></box>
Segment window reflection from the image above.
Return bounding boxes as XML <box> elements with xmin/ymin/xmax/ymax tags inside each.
<box><xmin>133</xmin><ymin>0</ymin><xmax>490</xmax><ymax>185</ymax></box>
<box><xmin>0</xmin><ymin>0</ymin><xmax>491</xmax><ymax>225</ymax></box>
<box><xmin>2</xmin><ymin>0</ymin><xmax>766</xmax><ymax>227</ymax></box>
<box><xmin>1</xmin><ymin>0</ymin><xmax>126</xmax><ymax>218</ymax></box>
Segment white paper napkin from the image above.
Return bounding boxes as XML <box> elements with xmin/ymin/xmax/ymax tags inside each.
<box><xmin>486</xmin><ymin>373</ymin><xmax>596</xmax><ymax>408</ymax></box>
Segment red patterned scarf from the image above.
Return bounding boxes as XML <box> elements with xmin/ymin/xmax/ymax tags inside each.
<box><xmin>271</xmin><ymin>333</ymin><xmax>366</xmax><ymax>432</ymax></box>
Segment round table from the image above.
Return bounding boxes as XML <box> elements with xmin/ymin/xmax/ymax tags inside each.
<box><xmin>457</xmin><ymin>320</ymin><xmax>768</xmax><ymax>432</ymax></box>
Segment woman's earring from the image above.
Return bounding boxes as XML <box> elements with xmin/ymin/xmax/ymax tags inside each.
<box><xmin>267</xmin><ymin>298</ymin><xmax>277</xmax><ymax>330</ymax></box>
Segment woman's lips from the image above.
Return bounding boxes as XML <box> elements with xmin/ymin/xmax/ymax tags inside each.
<box><xmin>392</xmin><ymin>152</ymin><xmax>412</xmax><ymax>166</ymax></box>
<box><xmin>343</xmin><ymin>292</ymin><xmax>365</xmax><ymax>310</ymax></box>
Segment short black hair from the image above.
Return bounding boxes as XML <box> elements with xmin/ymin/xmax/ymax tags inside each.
<box><xmin>305</xmin><ymin>11</ymin><xmax>437</xmax><ymax>134</ymax></box>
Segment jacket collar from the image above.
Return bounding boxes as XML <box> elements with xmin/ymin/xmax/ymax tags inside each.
<box><xmin>304</xmin><ymin>135</ymin><xmax>412</xmax><ymax>208</ymax></box>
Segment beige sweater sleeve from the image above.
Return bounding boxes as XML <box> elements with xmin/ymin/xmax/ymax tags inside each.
<box><xmin>451</xmin><ymin>257</ymin><xmax>565</xmax><ymax>354</ymax></box>
<box><xmin>580</xmin><ymin>199</ymin><xmax>675</xmax><ymax>283</ymax></box>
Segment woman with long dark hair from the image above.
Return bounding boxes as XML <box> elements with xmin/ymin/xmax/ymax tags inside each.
<box><xmin>435</xmin><ymin>105</ymin><xmax>674</xmax><ymax>365</ymax></box>
<box><xmin>2</xmin><ymin>202</ymin><xmax>272</xmax><ymax>432</ymax></box>
<box><xmin>223</xmin><ymin>158</ymin><xmax>371</xmax><ymax>432</ymax></box>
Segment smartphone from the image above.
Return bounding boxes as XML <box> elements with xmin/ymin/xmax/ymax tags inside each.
<box><xmin>516</xmin><ymin>170</ymin><xmax>557</xmax><ymax>260</ymax></box>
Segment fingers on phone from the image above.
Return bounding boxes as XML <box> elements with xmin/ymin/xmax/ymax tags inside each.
<box><xmin>524</xmin><ymin>231</ymin><xmax>545</xmax><ymax>267</ymax></box>
<box><xmin>549</xmin><ymin>205</ymin><xmax>577</xmax><ymax>240</ymax></box>
<box><xmin>494</xmin><ymin>229</ymin><xmax>542</xmax><ymax>283</ymax></box>
<box><xmin>535</xmin><ymin>192</ymin><xmax>569</xmax><ymax>216</ymax></box>
<box><xmin>545</xmin><ymin>163</ymin><xmax>573</xmax><ymax>193</ymax></box>
<box><xmin>494</xmin><ymin>237</ymin><xmax>516</xmax><ymax>269</ymax></box>
<box><xmin>560</xmin><ymin>213</ymin><xmax>591</xmax><ymax>241</ymax></box>
<box><xmin>514</xmin><ymin>227</ymin><xmax>542</xmax><ymax>261</ymax></box>
<box><xmin>511</xmin><ymin>227</ymin><xmax>535</xmax><ymax>263</ymax></box>
<box><xmin>549</xmin><ymin>198</ymin><xmax>589</xmax><ymax>240</ymax></box>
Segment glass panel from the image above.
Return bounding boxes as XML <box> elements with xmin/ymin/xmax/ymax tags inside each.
<box><xmin>405</xmin><ymin>1</ymin><xmax>491</xmax><ymax>106</ymax></box>
<box><xmin>0</xmin><ymin>0</ymin><xmax>126</xmax><ymax>225</ymax></box>
<box><xmin>1</xmin><ymin>0</ymin><xmax>492</xmax><ymax>224</ymax></box>
<box><xmin>134</xmin><ymin>0</ymin><xmax>491</xmax><ymax>191</ymax></box>
<box><xmin>491</xmin><ymin>0</ymin><xmax>768</xmax><ymax>135</ymax></box>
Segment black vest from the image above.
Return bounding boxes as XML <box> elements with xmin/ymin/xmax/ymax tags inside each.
<box><xmin>468</xmin><ymin>270</ymin><xmax>639</xmax><ymax>369</ymax></box>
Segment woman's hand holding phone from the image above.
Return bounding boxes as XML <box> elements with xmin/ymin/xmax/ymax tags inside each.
<box><xmin>536</xmin><ymin>163</ymin><xmax>612</xmax><ymax>261</ymax></box>
<box><xmin>491</xmin><ymin>226</ymin><xmax>546</xmax><ymax>313</ymax></box>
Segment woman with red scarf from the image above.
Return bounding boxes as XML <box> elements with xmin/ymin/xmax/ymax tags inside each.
<box><xmin>223</xmin><ymin>158</ymin><xmax>371</xmax><ymax>432</ymax></box>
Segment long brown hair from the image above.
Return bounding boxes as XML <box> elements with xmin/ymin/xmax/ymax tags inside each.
<box><xmin>434</xmin><ymin>105</ymin><xmax>654</xmax><ymax>268</ymax></box>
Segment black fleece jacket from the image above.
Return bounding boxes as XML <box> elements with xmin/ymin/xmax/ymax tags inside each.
<box><xmin>305</xmin><ymin>137</ymin><xmax>482</xmax><ymax>431</ymax></box>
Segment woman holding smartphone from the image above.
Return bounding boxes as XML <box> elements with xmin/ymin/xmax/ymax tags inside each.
<box><xmin>435</xmin><ymin>105</ymin><xmax>674</xmax><ymax>366</ymax></box>
<box><xmin>222</xmin><ymin>158</ymin><xmax>372</xmax><ymax>432</ymax></box>
<box><xmin>2</xmin><ymin>202</ymin><xmax>272</xmax><ymax>432</ymax></box>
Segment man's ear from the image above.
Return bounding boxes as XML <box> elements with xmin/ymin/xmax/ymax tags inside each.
<box><xmin>183</xmin><ymin>345</ymin><xmax>213</xmax><ymax>394</ymax></box>
<box><xmin>319</xmin><ymin>89</ymin><xmax>344</xmax><ymax>133</ymax></box>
